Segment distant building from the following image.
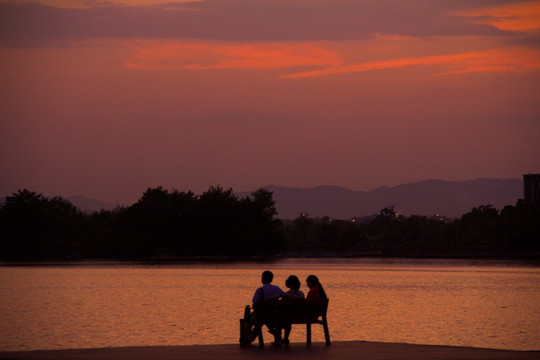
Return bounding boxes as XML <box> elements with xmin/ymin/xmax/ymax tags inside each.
<box><xmin>523</xmin><ymin>174</ymin><xmax>540</xmax><ymax>203</ymax></box>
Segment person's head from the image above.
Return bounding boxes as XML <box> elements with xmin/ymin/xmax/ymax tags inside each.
<box><xmin>285</xmin><ymin>275</ymin><xmax>301</xmax><ymax>291</ymax></box>
<box><xmin>262</xmin><ymin>270</ymin><xmax>273</xmax><ymax>284</ymax></box>
<box><xmin>306</xmin><ymin>274</ymin><xmax>319</xmax><ymax>289</ymax></box>
<box><xmin>306</xmin><ymin>274</ymin><xmax>327</xmax><ymax>299</ymax></box>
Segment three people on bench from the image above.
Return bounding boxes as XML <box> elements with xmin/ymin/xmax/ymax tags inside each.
<box><xmin>252</xmin><ymin>270</ymin><xmax>326</xmax><ymax>345</ymax></box>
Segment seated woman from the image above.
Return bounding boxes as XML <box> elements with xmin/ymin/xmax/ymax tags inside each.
<box><xmin>282</xmin><ymin>275</ymin><xmax>305</xmax><ymax>345</ymax></box>
<box><xmin>285</xmin><ymin>275</ymin><xmax>305</xmax><ymax>300</ymax></box>
<box><xmin>306</xmin><ymin>274</ymin><xmax>327</xmax><ymax>300</ymax></box>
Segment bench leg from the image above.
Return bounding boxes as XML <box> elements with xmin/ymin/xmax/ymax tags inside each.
<box><xmin>323</xmin><ymin>321</ymin><xmax>331</xmax><ymax>345</ymax></box>
<box><xmin>306</xmin><ymin>323</ymin><xmax>312</xmax><ymax>345</ymax></box>
<box><xmin>239</xmin><ymin>319</ymin><xmax>246</xmax><ymax>345</ymax></box>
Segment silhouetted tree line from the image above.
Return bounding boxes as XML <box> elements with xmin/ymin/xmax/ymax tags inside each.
<box><xmin>0</xmin><ymin>187</ymin><xmax>284</xmax><ymax>260</ymax></box>
<box><xmin>283</xmin><ymin>204</ymin><xmax>540</xmax><ymax>258</ymax></box>
<box><xmin>1</xmin><ymin>188</ymin><xmax>539</xmax><ymax>261</ymax></box>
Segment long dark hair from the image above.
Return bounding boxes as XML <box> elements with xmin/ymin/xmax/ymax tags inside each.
<box><xmin>306</xmin><ymin>274</ymin><xmax>327</xmax><ymax>299</ymax></box>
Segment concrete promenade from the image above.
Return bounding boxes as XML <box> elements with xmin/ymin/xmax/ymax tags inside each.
<box><xmin>1</xmin><ymin>341</ymin><xmax>539</xmax><ymax>360</ymax></box>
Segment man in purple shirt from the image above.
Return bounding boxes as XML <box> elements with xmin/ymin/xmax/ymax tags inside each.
<box><xmin>252</xmin><ymin>270</ymin><xmax>286</xmax><ymax>344</ymax></box>
<box><xmin>252</xmin><ymin>270</ymin><xmax>287</xmax><ymax>303</ymax></box>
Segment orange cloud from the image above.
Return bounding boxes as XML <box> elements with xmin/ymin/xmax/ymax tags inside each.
<box><xmin>433</xmin><ymin>47</ymin><xmax>540</xmax><ymax>75</ymax></box>
<box><xmin>125</xmin><ymin>41</ymin><xmax>342</xmax><ymax>71</ymax></box>
<box><xmin>282</xmin><ymin>47</ymin><xmax>540</xmax><ymax>79</ymax></box>
<box><xmin>453</xmin><ymin>1</ymin><xmax>540</xmax><ymax>32</ymax></box>
<box><xmin>124</xmin><ymin>37</ymin><xmax>540</xmax><ymax>80</ymax></box>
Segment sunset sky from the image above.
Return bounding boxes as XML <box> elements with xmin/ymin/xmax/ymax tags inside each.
<box><xmin>1</xmin><ymin>0</ymin><xmax>539</xmax><ymax>205</ymax></box>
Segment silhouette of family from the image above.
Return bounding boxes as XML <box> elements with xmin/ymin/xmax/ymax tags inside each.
<box><xmin>241</xmin><ymin>270</ymin><xmax>328</xmax><ymax>346</ymax></box>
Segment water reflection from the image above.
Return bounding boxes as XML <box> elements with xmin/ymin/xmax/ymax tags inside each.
<box><xmin>0</xmin><ymin>259</ymin><xmax>538</xmax><ymax>351</ymax></box>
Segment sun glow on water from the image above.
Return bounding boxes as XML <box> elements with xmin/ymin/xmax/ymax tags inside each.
<box><xmin>0</xmin><ymin>259</ymin><xmax>538</xmax><ymax>352</ymax></box>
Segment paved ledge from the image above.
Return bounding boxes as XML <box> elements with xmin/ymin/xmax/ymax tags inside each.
<box><xmin>1</xmin><ymin>341</ymin><xmax>539</xmax><ymax>360</ymax></box>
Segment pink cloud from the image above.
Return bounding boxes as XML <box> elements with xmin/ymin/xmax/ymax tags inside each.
<box><xmin>453</xmin><ymin>1</ymin><xmax>540</xmax><ymax>32</ymax></box>
<box><xmin>282</xmin><ymin>47</ymin><xmax>540</xmax><ymax>79</ymax></box>
<box><xmin>125</xmin><ymin>41</ymin><xmax>342</xmax><ymax>70</ymax></box>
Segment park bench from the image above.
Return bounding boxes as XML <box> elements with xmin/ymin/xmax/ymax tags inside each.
<box><xmin>239</xmin><ymin>298</ymin><xmax>331</xmax><ymax>347</ymax></box>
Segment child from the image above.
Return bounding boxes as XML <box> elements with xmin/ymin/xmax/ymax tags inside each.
<box><xmin>285</xmin><ymin>275</ymin><xmax>305</xmax><ymax>299</ymax></box>
<box><xmin>282</xmin><ymin>275</ymin><xmax>305</xmax><ymax>344</ymax></box>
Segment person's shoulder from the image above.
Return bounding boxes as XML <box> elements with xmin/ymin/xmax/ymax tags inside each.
<box><xmin>252</xmin><ymin>287</ymin><xmax>261</xmax><ymax>297</ymax></box>
<box><xmin>289</xmin><ymin>290</ymin><xmax>305</xmax><ymax>299</ymax></box>
<box><xmin>269</xmin><ymin>284</ymin><xmax>287</xmax><ymax>296</ymax></box>
<box><xmin>306</xmin><ymin>288</ymin><xmax>319</xmax><ymax>300</ymax></box>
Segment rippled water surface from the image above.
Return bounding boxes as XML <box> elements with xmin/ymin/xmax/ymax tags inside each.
<box><xmin>1</xmin><ymin>258</ymin><xmax>539</xmax><ymax>351</ymax></box>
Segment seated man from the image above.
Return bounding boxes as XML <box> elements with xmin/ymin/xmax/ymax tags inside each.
<box><xmin>252</xmin><ymin>270</ymin><xmax>287</xmax><ymax>344</ymax></box>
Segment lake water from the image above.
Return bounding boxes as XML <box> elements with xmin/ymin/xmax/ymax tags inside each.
<box><xmin>0</xmin><ymin>258</ymin><xmax>539</xmax><ymax>352</ymax></box>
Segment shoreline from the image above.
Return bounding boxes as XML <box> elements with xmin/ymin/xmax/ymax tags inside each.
<box><xmin>1</xmin><ymin>255</ymin><xmax>539</xmax><ymax>266</ymax></box>
<box><xmin>1</xmin><ymin>341</ymin><xmax>539</xmax><ymax>360</ymax></box>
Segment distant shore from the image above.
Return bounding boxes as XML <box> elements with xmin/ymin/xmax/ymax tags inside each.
<box><xmin>1</xmin><ymin>254</ymin><xmax>540</xmax><ymax>267</ymax></box>
<box><xmin>1</xmin><ymin>341</ymin><xmax>538</xmax><ymax>360</ymax></box>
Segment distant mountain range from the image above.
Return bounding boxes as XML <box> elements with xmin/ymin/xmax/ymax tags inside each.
<box><xmin>262</xmin><ymin>179</ymin><xmax>523</xmax><ymax>219</ymax></box>
<box><xmin>0</xmin><ymin>178</ymin><xmax>524</xmax><ymax>219</ymax></box>
<box><xmin>67</xmin><ymin>195</ymin><xmax>119</xmax><ymax>213</ymax></box>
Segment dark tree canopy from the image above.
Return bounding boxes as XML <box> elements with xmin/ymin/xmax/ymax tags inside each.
<box><xmin>1</xmin><ymin>187</ymin><xmax>539</xmax><ymax>261</ymax></box>
<box><xmin>0</xmin><ymin>187</ymin><xmax>285</xmax><ymax>260</ymax></box>
<box><xmin>0</xmin><ymin>190</ymin><xmax>84</xmax><ymax>259</ymax></box>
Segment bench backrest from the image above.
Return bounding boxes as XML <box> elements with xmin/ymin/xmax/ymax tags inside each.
<box><xmin>253</xmin><ymin>298</ymin><xmax>329</xmax><ymax>323</ymax></box>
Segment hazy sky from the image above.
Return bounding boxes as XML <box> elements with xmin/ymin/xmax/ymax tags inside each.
<box><xmin>1</xmin><ymin>0</ymin><xmax>539</xmax><ymax>205</ymax></box>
